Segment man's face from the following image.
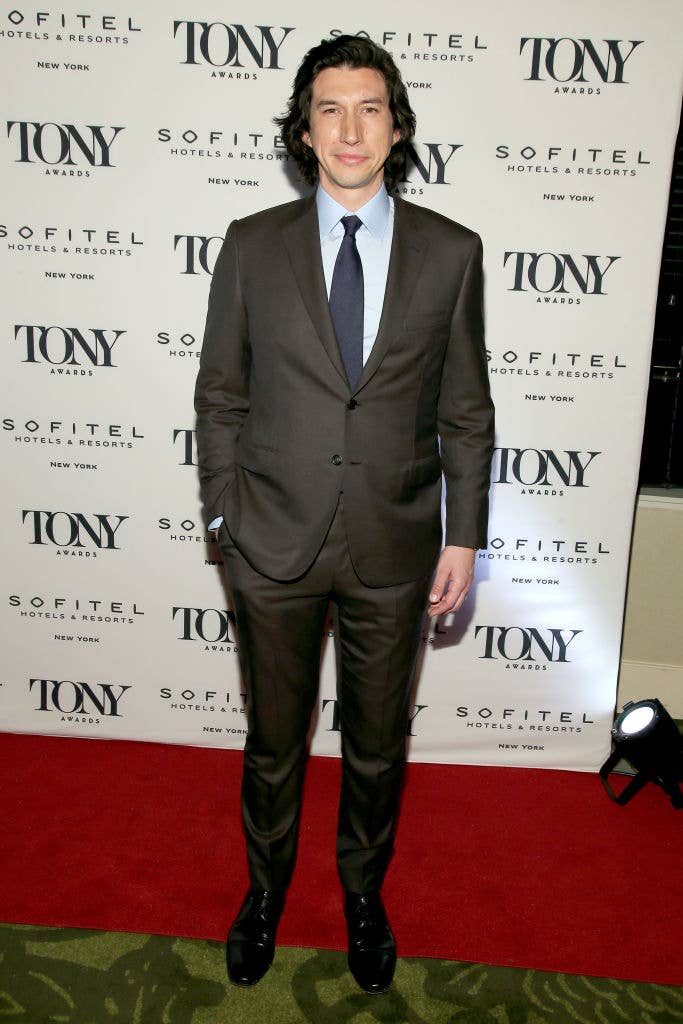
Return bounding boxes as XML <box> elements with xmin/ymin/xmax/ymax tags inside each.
<box><xmin>302</xmin><ymin>65</ymin><xmax>400</xmax><ymax>209</ymax></box>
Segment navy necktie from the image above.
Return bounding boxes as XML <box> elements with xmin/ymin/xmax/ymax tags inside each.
<box><xmin>329</xmin><ymin>215</ymin><xmax>364</xmax><ymax>390</ymax></box>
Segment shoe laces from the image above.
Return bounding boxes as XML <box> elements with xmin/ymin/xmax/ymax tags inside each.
<box><xmin>348</xmin><ymin>894</ymin><xmax>385</xmax><ymax>934</ymax></box>
<box><xmin>250</xmin><ymin>889</ymin><xmax>282</xmax><ymax>925</ymax></box>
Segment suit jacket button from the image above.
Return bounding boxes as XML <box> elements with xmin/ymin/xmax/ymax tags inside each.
<box><xmin>331</xmin><ymin>454</ymin><xmax>343</xmax><ymax>466</ymax></box>
<box><xmin>346</xmin><ymin>399</ymin><xmax>357</xmax><ymax>410</ymax></box>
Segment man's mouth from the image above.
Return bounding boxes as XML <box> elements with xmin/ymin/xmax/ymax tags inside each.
<box><xmin>336</xmin><ymin>154</ymin><xmax>368</xmax><ymax>165</ymax></box>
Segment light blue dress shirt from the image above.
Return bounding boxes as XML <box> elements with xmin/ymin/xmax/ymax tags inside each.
<box><xmin>317</xmin><ymin>183</ymin><xmax>394</xmax><ymax>366</ymax></box>
<box><xmin>208</xmin><ymin>184</ymin><xmax>395</xmax><ymax>532</ymax></box>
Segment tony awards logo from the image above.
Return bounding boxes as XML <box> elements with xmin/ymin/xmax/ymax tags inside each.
<box><xmin>520</xmin><ymin>37</ymin><xmax>642</xmax><ymax>91</ymax></box>
<box><xmin>173</xmin><ymin>21</ymin><xmax>294</xmax><ymax>73</ymax></box>
<box><xmin>491</xmin><ymin>448</ymin><xmax>600</xmax><ymax>494</ymax></box>
<box><xmin>173</xmin><ymin>429</ymin><xmax>197</xmax><ymax>466</ymax></box>
<box><xmin>30</xmin><ymin>677</ymin><xmax>131</xmax><ymax>718</ymax></box>
<box><xmin>22</xmin><ymin>511</ymin><xmax>128</xmax><ymax>554</ymax></box>
<box><xmin>475</xmin><ymin>626</ymin><xmax>582</xmax><ymax>668</ymax></box>
<box><xmin>503</xmin><ymin>252</ymin><xmax>619</xmax><ymax>302</ymax></box>
<box><xmin>403</xmin><ymin>143</ymin><xmax>461</xmax><ymax>185</ymax></box>
<box><xmin>14</xmin><ymin>325</ymin><xmax>124</xmax><ymax>373</ymax></box>
<box><xmin>321</xmin><ymin>697</ymin><xmax>427</xmax><ymax>736</ymax></box>
<box><xmin>174</xmin><ymin>234</ymin><xmax>222</xmax><ymax>275</ymax></box>
<box><xmin>7</xmin><ymin>122</ymin><xmax>125</xmax><ymax>173</ymax></box>
<box><xmin>173</xmin><ymin>606</ymin><xmax>238</xmax><ymax>652</ymax></box>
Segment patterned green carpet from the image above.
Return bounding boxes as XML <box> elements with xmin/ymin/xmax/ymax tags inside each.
<box><xmin>1</xmin><ymin>923</ymin><xmax>682</xmax><ymax>1024</ymax></box>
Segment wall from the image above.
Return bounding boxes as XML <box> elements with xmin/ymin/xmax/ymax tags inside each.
<box><xmin>619</xmin><ymin>492</ymin><xmax>683</xmax><ymax>716</ymax></box>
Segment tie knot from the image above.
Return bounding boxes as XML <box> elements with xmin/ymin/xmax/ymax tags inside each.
<box><xmin>341</xmin><ymin>215</ymin><xmax>362</xmax><ymax>238</ymax></box>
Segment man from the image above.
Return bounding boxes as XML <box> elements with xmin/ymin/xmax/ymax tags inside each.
<box><xmin>194</xmin><ymin>34</ymin><xmax>494</xmax><ymax>994</ymax></box>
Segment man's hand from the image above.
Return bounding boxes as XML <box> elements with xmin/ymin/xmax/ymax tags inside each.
<box><xmin>427</xmin><ymin>545</ymin><xmax>476</xmax><ymax>617</ymax></box>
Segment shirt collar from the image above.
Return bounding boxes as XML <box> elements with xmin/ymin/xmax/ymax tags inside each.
<box><xmin>316</xmin><ymin>183</ymin><xmax>391</xmax><ymax>241</ymax></box>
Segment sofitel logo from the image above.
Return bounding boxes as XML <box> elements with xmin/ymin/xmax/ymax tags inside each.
<box><xmin>520</xmin><ymin>38</ymin><xmax>642</xmax><ymax>85</ymax></box>
<box><xmin>475</xmin><ymin>626</ymin><xmax>582</xmax><ymax>666</ymax></box>
<box><xmin>30</xmin><ymin>677</ymin><xmax>130</xmax><ymax>716</ymax></box>
<box><xmin>503</xmin><ymin>252</ymin><xmax>619</xmax><ymax>299</ymax></box>
<box><xmin>10</xmin><ymin>592</ymin><xmax>143</xmax><ymax>623</ymax></box>
<box><xmin>14</xmin><ymin>325</ymin><xmax>124</xmax><ymax>368</ymax></box>
<box><xmin>2</xmin><ymin>10</ymin><xmax>141</xmax><ymax>37</ymax></box>
<box><xmin>173</xmin><ymin>21</ymin><xmax>294</xmax><ymax>69</ymax></box>
<box><xmin>156</xmin><ymin>331</ymin><xmax>201</xmax><ymax>359</ymax></box>
<box><xmin>173</xmin><ymin>606</ymin><xmax>238</xmax><ymax>646</ymax></box>
<box><xmin>496</xmin><ymin>143</ymin><xmax>651</xmax><ymax>180</ymax></box>
<box><xmin>22</xmin><ymin>511</ymin><xmax>128</xmax><ymax>550</ymax></box>
<box><xmin>328</xmin><ymin>27</ymin><xmax>488</xmax><ymax>62</ymax></box>
<box><xmin>174</xmin><ymin>234</ymin><xmax>222</xmax><ymax>275</ymax></box>
<box><xmin>5</xmin><ymin>417</ymin><xmax>143</xmax><ymax>450</ymax></box>
<box><xmin>480</xmin><ymin>534</ymin><xmax>610</xmax><ymax>566</ymax></box>
<box><xmin>491</xmin><ymin>448</ymin><xmax>600</xmax><ymax>490</ymax></box>
<box><xmin>1</xmin><ymin>222</ymin><xmax>143</xmax><ymax>256</ymax></box>
<box><xmin>485</xmin><ymin>347</ymin><xmax>627</xmax><ymax>382</ymax></box>
<box><xmin>7</xmin><ymin>122</ymin><xmax>124</xmax><ymax>167</ymax></box>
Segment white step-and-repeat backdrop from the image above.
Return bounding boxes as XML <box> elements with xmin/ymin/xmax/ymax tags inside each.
<box><xmin>2</xmin><ymin>1</ymin><xmax>682</xmax><ymax>770</ymax></box>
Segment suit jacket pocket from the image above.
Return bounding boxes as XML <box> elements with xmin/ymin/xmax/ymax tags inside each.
<box><xmin>403</xmin><ymin>312</ymin><xmax>451</xmax><ymax>333</ymax></box>
<box><xmin>236</xmin><ymin>439</ymin><xmax>281</xmax><ymax>475</ymax></box>
<box><xmin>407</xmin><ymin>453</ymin><xmax>443</xmax><ymax>488</ymax></box>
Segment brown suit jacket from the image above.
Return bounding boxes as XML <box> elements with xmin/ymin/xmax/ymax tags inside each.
<box><xmin>194</xmin><ymin>193</ymin><xmax>494</xmax><ymax>586</ymax></box>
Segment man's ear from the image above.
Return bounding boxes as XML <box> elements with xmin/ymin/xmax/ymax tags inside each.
<box><xmin>302</xmin><ymin>130</ymin><xmax>312</xmax><ymax>148</ymax></box>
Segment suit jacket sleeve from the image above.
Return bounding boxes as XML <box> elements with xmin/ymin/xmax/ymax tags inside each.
<box><xmin>193</xmin><ymin>221</ymin><xmax>250</xmax><ymax>526</ymax></box>
<box><xmin>438</xmin><ymin>232</ymin><xmax>494</xmax><ymax>550</ymax></box>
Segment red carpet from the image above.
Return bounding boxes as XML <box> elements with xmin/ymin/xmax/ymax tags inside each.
<box><xmin>1</xmin><ymin>731</ymin><xmax>681</xmax><ymax>985</ymax></box>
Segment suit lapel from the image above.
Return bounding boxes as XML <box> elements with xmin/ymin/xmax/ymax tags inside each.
<box><xmin>281</xmin><ymin>196</ymin><xmax>348</xmax><ymax>385</ymax></box>
<box><xmin>281</xmin><ymin>193</ymin><xmax>428</xmax><ymax>393</ymax></box>
<box><xmin>355</xmin><ymin>196</ymin><xmax>427</xmax><ymax>393</ymax></box>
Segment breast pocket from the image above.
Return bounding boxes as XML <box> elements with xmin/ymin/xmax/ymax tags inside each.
<box><xmin>403</xmin><ymin>312</ymin><xmax>451</xmax><ymax>334</ymax></box>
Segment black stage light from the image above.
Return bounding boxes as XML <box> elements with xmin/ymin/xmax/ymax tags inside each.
<box><xmin>600</xmin><ymin>698</ymin><xmax>683</xmax><ymax>809</ymax></box>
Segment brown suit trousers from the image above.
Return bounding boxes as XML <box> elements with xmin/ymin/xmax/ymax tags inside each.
<box><xmin>219</xmin><ymin>495</ymin><xmax>432</xmax><ymax>893</ymax></box>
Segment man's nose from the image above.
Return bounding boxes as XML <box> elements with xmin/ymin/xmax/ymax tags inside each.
<box><xmin>339</xmin><ymin>112</ymin><xmax>360</xmax><ymax>145</ymax></box>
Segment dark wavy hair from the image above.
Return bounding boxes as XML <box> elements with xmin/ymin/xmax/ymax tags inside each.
<box><xmin>274</xmin><ymin>35</ymin><xmax>416</xmax><ymax>191</ymax></box>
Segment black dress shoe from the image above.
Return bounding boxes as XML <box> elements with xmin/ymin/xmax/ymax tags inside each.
<box><xmin>226</xmin><ymin>887</ymin><xmax>285</xmax><ymax>986</ymax></box>
<box><xmin>344</xmin><ymin>891</ymin><xmax>396</xmax><ymax>994</ymax></box>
